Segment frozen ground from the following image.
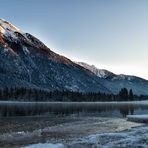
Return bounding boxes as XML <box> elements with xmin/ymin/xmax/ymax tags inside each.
<box><xmin>25</xmin><ymin>125</ymin><xmax>148</xmax><ymax>148</ymax></box>
<box><xmin>67</xmin><ymin>125</ymin><xmax>148</xmax><ymax>148</ymax></box>
<box><xmin>24</xmin><ymin>143</ymin><xmax>64</xmax><ymax>148</ymax></box>
<box><xmin>0</xmin><ymin>116</ymin><xmax>143</xmax><ymax>148</ymax></box>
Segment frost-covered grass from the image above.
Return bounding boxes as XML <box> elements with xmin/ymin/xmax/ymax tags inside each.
<box><xmin>0</xmin><ymin>117</ymin><xmax>142</xmax><ymax>147</ymax></box>
<box><xmin>21</xmin><ymin>125</ymin><xmax>148</xmax><ymax>148</ymax></box>
<box><xmin>67</xmin><ymin>126</ymin><xmax>148</xmax><ymax>148</ymax></box>
<box><xmin>24</xmin><ymin>143</ymin><xmax>64</xmax><ymax>148</ymax></box>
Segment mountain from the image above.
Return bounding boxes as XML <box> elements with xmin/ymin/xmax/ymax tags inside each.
<box><xmin>0</xmin><ymin>19</ymin><xmax>110</xmax><ymax>93</ymax></box>
<box><xmin>77</xmin><ymin>62</ymin><xmax>148</xmax><ymax>95</ymax></box>
<box><xmin>77</xmin><ymin>62</ymin><xmax>116</xmax><ymax>79</ymax></box>
<box><xmin>1</xmin><ymin>19</ymin><xmax>148</xmax><ymax>96</ymax></box>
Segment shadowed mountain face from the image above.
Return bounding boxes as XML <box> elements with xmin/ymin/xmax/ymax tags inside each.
<box><xmin>1</xmin><ymin>19</ymin><xmax>148</xmax><ymax>95</ymax></box>
<box><xmin>77</xmin><ymin>62</ymin><xmax>148</xmax><ymax>95</ymax></box>
<box><xmin>0</xmin><ymin>19</ymin><xmax>110</xmax><ymax>93</ymax></box>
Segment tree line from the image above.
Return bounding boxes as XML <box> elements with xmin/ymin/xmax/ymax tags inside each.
<box><xmin>0</xmin><ymin>87</ymin><xmax>147</xmax><ymax>102</ymax></box>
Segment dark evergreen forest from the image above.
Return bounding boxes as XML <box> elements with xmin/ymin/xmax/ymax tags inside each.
<box><xmin>0</xmin><ymin>87</ymin><xmax>147</xmax><ymax>102</ymax></box>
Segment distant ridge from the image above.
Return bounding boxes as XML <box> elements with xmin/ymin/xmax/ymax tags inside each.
<box><xmin>77</xmin><ymin>62</ymin><xmax>148</xmax><ymax>95</ymax></box>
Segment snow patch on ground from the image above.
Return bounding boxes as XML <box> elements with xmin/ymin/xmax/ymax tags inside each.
<box><xmin>23</xmin><ymin>143</ymin><xmax>64</xmax><ymax>148</ymax></box>
<box><xmin>69</xmin><ymin>126</ymin><xmax>148</xmax><ymax>148</ymax></box>
<box><xmin>23</xmin><ymin>46</ymin><xmax>30</xmax><ymax>54</ymax></box>
<box><xmin>127</xmin><ymin>114</ymin><xmax>148</xmax><ymax>123</ymax></box>
<box><xmin>0</xmin><ymin>130</ymin><xmax>42</xmax><ymax>143</ymax></box>
<box><xmin>128</xmin><ymin>114</ymin><xmax>148</xmax><ymax>119</ymax></box>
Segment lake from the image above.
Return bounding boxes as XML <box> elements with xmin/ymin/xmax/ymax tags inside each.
<box><xmin>0</xmin><ymin>100</ymin><xmax>148</xmax><ymax>117</ymax></box>
<box><xmin>0</xmin><ymin>100</ymin><xmax>148</xmax><ymax>147</ymax></box>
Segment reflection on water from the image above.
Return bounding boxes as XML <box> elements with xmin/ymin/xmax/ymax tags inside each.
<box><xmin>119</xmin><ymin>107</ymin><xmax>134</xmax><ymax>117</ymax></box>
<box><xmin>0</xmin><ymin>101</ymin><xmax>148</xmax><ymax>117</ymax></box>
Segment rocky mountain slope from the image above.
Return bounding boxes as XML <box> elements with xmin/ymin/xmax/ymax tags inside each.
<box><xmin>0</xmin><ymin>18</ymin><xmax>148</xmax><ymax>95</ymax></box>
<box><xmin>77</xmin><ymin>62</ymin><xmax>148</xmax><ymax>95</ymax></box>
<box><xmin>0</xmin><ymin>19</ymin><xmax>110</xmax><ymax>93</ymax></box>
<box><xmin>77</xmin><ymin>62</ymin><xmax>116</xmax><ymax>79</ymax></box>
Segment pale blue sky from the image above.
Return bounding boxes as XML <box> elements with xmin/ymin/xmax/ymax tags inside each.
<box><xmin>0</xmin><ymin>0</ymin><xmax>148</xmax><ymax>79</ymax></box>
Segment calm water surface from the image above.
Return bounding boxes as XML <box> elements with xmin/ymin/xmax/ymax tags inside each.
<box><xmin>0</xmin><ymin>100</ymin><xmax>148</xmax><ymax>117</ymax></box>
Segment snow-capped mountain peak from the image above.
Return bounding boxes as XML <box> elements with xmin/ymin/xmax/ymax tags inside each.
<box><xmin>0</xmin><ymin>18</ymin><xmax>48</xmax><ymax>53</ymax></box>
<box><xmin>0</xmin><ymin>18</ymin><xmax>21</xmax><ymax>32</ymax></box>
<box><xmin>76</xmin><ymin>62</ymin><xmax>115</xmax><ymax>79</ymax></box>
<box><xmin>0</xmin><ymin>18</ymin><xmax>22</xmax><ymax>39</ymax></box>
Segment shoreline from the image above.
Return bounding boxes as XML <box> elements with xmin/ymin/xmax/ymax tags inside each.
<box><xmin>0</xmin><ymin>116</ymin><xmax>143</xmax><ymax>147</ymax></box>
